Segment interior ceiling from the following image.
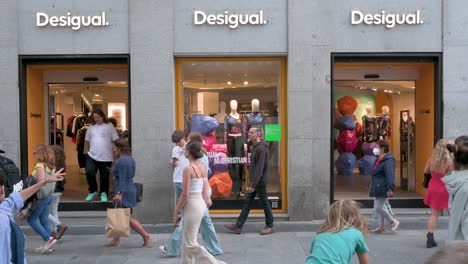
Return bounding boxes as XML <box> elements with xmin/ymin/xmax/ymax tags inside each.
<box><xmin>335</xmin><ymin>80</ymin><xmax>415</xmax><ymax>94</ymax></box>
<box><xmin>334</xmin><ymin>62</ymin><xmax>430</xmax><ymax>93</ymax></box>
<box><xmin>182</xmin><ymin>60</ymin><xmax>281</xmax><ymax>89</ymax></box>
<box><xmin>49</xmin><ymin>82</ymin><xmax>128</xmax><ymax>95</ymax></box>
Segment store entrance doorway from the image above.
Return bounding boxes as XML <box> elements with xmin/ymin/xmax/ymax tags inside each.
<box><xmin>331</xmin><ymin>54</ymin><xmax>442</xmax><ymax>208</ymax></box>
<box><xmin>19</xmin><ymin>56</ymin><xmax>130</xmax><ymax>210</ymax></box>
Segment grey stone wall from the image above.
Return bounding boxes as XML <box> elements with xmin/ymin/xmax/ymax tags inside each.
<box><xmin>0</xmin><ymin>0</ymin><xmax>20</xmax><ymax>164</ymax></box>
<box><xmin>443</xmin><ymin>0</ymin><xmax>468</xmax><ymax>138</ymax></box>
<box><xmin>288</xmin><ymin>0</ymin><xmax>334</xmax><ymax>220</ymax></box>
<box><xmin>130</xmin><ymin>0</ymin><xmax>175</xmax><ymax>223</ymax></box>
<box><xmin>17</xmin><ymin>0</ymin><xmax>129</xmax><ymax>54</ymax></box>
<box><xmin>174</xmin><ymin>0</ymin><xmax>287</xmax><ymax>55</ymax></box>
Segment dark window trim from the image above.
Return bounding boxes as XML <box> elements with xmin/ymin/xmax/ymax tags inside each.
<box><xmin>18</xmin><ymin>54</ymin><xmax>131</xmax><ymax>180</ymax></box>
<box><xmin>330</xmin><ymin>52</ymin><xmax>443</xmax><ymax>207</ymax></box>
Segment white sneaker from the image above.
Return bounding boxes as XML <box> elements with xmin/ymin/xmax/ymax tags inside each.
<box><xmin>391</xmin><ymin>220</ymin><xmax>400</xmax><ymax>232</ymax></box>
<box><xmin>159</xmin><ymin>245</ymin><xmax>168</xmax><ymax>255</ymax></box>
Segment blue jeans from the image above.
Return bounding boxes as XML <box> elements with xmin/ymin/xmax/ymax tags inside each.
<box><xmin>165</xmin><ymin>208</ymin><xmax>223</xmax><ymax>256</ymax></box>
<box><xmin>173</xmin><ymin>182</ymin><xmax>183</xmax><ymax>199</ymax></box>
<box><xmin>165</xmin><ymin>183</ymin><xmax>223</xmax><ymax>256</ymax></box>
<box><xmin>27</xmin><ymin>195</ymin><xmax>53</xmax><ymax>241</ymax></box>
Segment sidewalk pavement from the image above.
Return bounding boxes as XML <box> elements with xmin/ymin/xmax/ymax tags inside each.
<box><xmin>25</xmin><ymin>217</ymin><xmax>448</xmax><ymax>264</ymax></box>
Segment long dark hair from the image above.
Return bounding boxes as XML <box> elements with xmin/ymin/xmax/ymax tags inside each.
<box><xmin>185</xmin><ymin>141</ymin><xmax>203</xmax><ymax>160</ymax></box>
<box><xmin>52</xmin><ymin>145</ymin><xmax>66</xmax><ymax>173</ymax></box>
<box><xmin>91</xmin><ymin>109</ymin><xmax>108</xmax><ymax>125</ymax></box>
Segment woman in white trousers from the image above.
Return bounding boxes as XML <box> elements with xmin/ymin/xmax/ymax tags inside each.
<box><xmin>173</xmin><ymin>140</ymin><xmax>225</xmax><ymax>264</ymax></box>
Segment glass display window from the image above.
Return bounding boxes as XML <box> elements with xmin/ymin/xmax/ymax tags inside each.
<box><xmin>175</xmin><ymin>58</ymin><xmax>287</xmax><ymax>212</ymax></box>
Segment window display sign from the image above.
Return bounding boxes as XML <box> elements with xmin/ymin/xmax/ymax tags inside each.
<box><xmin>265</xmin><ymin>124</ymin><xmax>281</xmax><ymax>142</ymax></box>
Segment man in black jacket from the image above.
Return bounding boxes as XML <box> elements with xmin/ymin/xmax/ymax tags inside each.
<box><xmin>224</xmin><ymin>127</ymin><xmax>274</xmax><ymax>235</ymax></box>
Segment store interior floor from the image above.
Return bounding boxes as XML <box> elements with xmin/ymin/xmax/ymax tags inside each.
<box><xmin>334</xmin><ymin>160</ymin><xmax>422</xmax><ymax>200</ymax></box>
<box><xmin>61</xmin><ymin>164</ymin><xmax>115</xmax><ymax>202</ymax></box>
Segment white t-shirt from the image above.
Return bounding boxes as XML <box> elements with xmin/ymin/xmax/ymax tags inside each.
<box><xmin>85</xmin><ymin>123</ymin><xmax>119</xmax><ymax>162</ymax></box>
<box><xmin>172</xmin><ymin>146</ymin><xmax>189</xmax><ymax>183</ymax></box>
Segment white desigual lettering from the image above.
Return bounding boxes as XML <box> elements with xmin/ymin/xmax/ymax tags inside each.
<box><xmin>194</xmin><ymin>10</ymin><xmax>267</xmax><ymax>29</ymax></box>
<box><xmin>351</xmin><ymin>10</ymin><xmax>423</xmax><ymax>29</ymax></box>
<box><xmin>36</xmin><ymin>12</ymin><xmax>109</xmax><ymax>30</ymax></box>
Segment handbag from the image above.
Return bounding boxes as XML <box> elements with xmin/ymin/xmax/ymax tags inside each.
<box><xmin>135</xmin><ymin>183</ymin><xmax>143</xmax><ymax>203</ymax></box>
<box><xmin>105</xmin><ymin>203</ymin><xmax>131</xmax><ymax>238</ymax></box>
<box><xmin>422</xmin><ymin>172</ymin><xmax>432</xmax><ymax>188</ymax></box>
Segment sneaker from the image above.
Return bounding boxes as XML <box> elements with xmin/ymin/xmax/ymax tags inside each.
<box><xmin>85</xmin><ymin>192</ymin><xmax>98</xmax><ymax>201</ymax></box>
<box><xmin>159</xmin><ymin>245</ymin><xmax>169</xmax><ymax>255</ymax></box>
<box><xmin>391</xmin><ymin>220</ymin><xmax>400</xmax><ymax>232</ymax></box>
<box><xmin>259</xmin><ymin>227</ymin><xmax>274</xmax><ymax>235</ymax></box>
<box><xmin>224</xmin><ymin>224</ymin><xmax>242</xmax><ymax>234</ymax></box>
<box><xmin>56</xmin><ymin>224</ymin><xmax>68</xmax><ymax>240</ymax></box>
<box><xmin>371</xmin><ymin>227</ymin><xmax>386</xmax><ymax>234</ymax></box>
<box><xmin>45</xmin><ymin>236</ymin><xmax>57</xmax><ymax>249</ymax></box>
<box><xmin>101</xmin><ymin>192</ymin><xmax>108</xmax><ymax>202</ymax></box>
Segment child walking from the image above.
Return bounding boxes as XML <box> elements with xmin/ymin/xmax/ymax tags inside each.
<box><xmin>49</xmin><ymin>145</ymin><xmax>68</xmax><ymax>239</ymax></box>
<box><xmin>305</xmin><ymin>200</ymin><xmax>369</xmax><ymax>264</ymax></box>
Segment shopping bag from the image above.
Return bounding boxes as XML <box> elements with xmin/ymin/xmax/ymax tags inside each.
<box><xmin>105</xmin><ymin>207</ymin><xmax>131</xmax><ymax>238</ymax></box>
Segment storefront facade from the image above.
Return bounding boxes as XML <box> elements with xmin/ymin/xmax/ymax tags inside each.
<box><xmin>1</xmin><ymin>0</ymin><xmax>467</xmax><ymax>223</ymax></box>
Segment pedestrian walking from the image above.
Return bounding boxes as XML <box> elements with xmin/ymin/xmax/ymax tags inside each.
<box><xmin>172</xmin><ymin>140</ymin><xmax>225</xmax><ymax>264</ymax></box>
<box><xmin>49</xmin><ymin>145</ymin><xmax>68</xmax><ymax>240</ymax></box>
<box><xmin>161</xmin><ymin>132</ymin><xmax>223</xmax><ymax>257</ymax></box>
<box><xmin>305</xmin><ymin>200</ymin><xmax>369</xmax><ymax>264</ymax></box>
<box><xmin>224</xmin><ymin>127</ymin><xmax>274</xmax><ymax>235</ymax></box>
<box><xmin>84</xmin><ymin>108</ymin><xmax>119</xmax><ymax>202</ymax></box>
<box><xmin>442</xmin><ymin>135</ymin><xmax>468</xmax><ymax>241</ymax></box>
<box><xmin>104</xmin><ymin>139</ymin><xmax>155</xmax><ymax>248</ymax></box>
<box><xmin>369</xmin><ymin>140</ymin><xmax>400</xmax><ymax>233</ymax></box>
<box><xmin>27</xmin><ymin>144</ymin><xmax>59</xmax><ymax>253</ymax></box>
<box><xmin>423</xmin><ymin>139</ymin><xmax>454</xmax><ymax>248</ymax></box>
<box><xmin>0</xmin><ymin>166</ymin><xmax>65</xmax><ymax>263</ymax></box>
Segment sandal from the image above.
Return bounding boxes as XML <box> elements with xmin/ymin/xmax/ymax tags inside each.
<box><xmin>104</xmin><ymin>239</ymin><xmax>120</xmax><ymax>247</ymax></box>
<box><xmin>143</xmin><ymin>235</ymin><xmax>155</xmax><ymax>248</ymax></box>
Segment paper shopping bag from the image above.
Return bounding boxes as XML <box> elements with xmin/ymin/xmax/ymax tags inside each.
<box><xmin>105</xmin><ymin>208</ymin><xmax>131</xmax><ymax>238</ymax></box>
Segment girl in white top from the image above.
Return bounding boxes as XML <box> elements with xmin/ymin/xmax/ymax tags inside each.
<box><xmin>173</xmin><ymin>141</ymin><xmax>225</xmax><ymax>264</ymax></box>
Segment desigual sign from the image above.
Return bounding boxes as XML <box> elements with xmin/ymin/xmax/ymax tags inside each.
<box><xmin>194</xmin><ymin>10</ymin><xmax>267</xmax><ymax>29</ymax></box>
<box><xmin>36</xmin><ymin>12</ymin><xmax>109</xmax><ymax>30</ymax></box>
<box><xmin>351</xmin><ymin>10</ymin><xmax>423</xmax><ymax>28</ymax></box>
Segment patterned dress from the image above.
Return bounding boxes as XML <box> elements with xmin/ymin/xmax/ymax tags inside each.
<box><xmin>112</xmin><ymin>155</ymin><xmax>137</xmax><ymax>208</ymax></box>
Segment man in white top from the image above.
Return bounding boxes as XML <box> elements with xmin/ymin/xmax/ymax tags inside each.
<box><xmin>84</xmin><ymin>109</ymin><xmax>119</xmax><ymax>202</ymax></box>
<box><xmin>171</xmin><ymin>130</ymin><xmax>189</xmax><ymax>198</ymax></box>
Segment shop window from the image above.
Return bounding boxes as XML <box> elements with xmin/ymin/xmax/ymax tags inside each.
<box><xmin>176</xmin><ymin>58</ymin><xmax>287</xmax><ymax>211</ymax></box>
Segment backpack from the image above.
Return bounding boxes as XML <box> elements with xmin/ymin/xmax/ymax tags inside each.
<box><xmin>0</xmin><ymin>154</ymin><xmax>23</xmax><ymax>197</ymax></box>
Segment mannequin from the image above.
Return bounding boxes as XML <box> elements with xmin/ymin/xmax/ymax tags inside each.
<box><xmin>224</xmin><ymin>99</ymin><xmax>244</xmax><ymax>197</ymax></box>
<box><xmin>215</xmin><ymin>101</ymin><xmax>227</xmax><ymax>143</ymax></box>
<box><xmin>362</xmin><ymin>105</ymin><xmax>377</xmax><ymax>142</ymax></box>
<box><xmin>379</xmin><ymin>105</ymin><xmax>391</xmax><ymax>140</ymax></box>
<box><xmin>244</xmin><ymin>99</ymin><xmax>265</xmax><ymax>139</ymax></box>
<box><xmin>215</xmin><ymin>101</ymin><xmax>227</xmax><ymax>124</ymax></box>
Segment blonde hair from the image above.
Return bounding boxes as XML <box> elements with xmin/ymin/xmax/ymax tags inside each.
<box><xmin>429</xmin><ymin>139</ymin><xmax>455</xmax><ymax>174</ymax></box>
<box><xmin>317</xmin><ymin>200</ymin><xmax>368</xmax><ymax>235</ymax></box>
<box><xmin>34</xmin><ymin>144</ymin><xmax>55</xmax><ymax>170</ymax></box>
